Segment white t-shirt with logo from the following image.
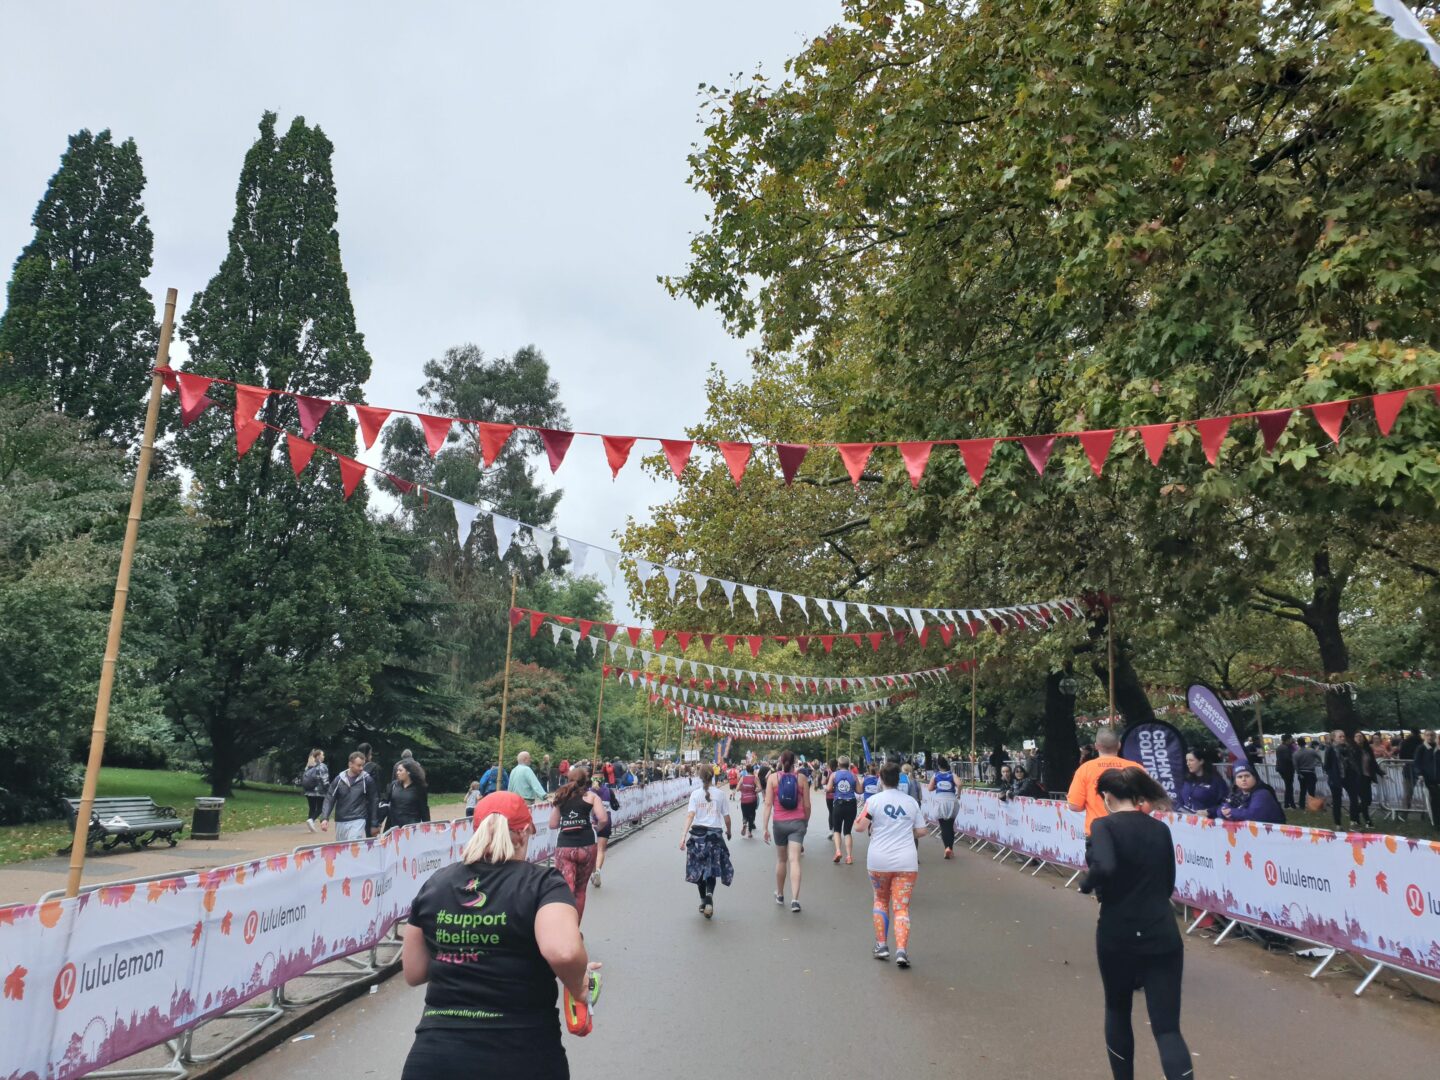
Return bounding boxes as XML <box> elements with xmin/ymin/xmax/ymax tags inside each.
<box><xmin>862</xmin><ymin>788</ymin><xmax>921</xmax><ymax>873</ymax></box>
<box><xmin>688</xmin><ymin>785</ymin><xmax>730</xmax><ymax>829</ymax></box>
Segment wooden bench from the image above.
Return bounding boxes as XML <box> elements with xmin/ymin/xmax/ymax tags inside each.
<box><xmin>62</xmin><ymin>796</ymin><xmax>184</xmax><ymax>853</ymax></box>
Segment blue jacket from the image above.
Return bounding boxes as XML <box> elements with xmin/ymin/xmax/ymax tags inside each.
<box><xmin>1178</xmin><ymin>773</ymin><xmax>1229</xmax><ymax>818</ymax></box>
<box><xmin>1223</xmin><ymin>786</ymin><xmax>1285</xmax><ymax>824</ymax></box>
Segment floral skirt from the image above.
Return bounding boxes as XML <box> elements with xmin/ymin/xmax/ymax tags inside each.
<box><xmin>684</xmin><ymin>827</ymin><xmax>734</xmax><ymax>887</ymax></box>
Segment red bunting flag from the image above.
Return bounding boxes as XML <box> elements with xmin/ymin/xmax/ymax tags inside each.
<box><xmin>236</xmin><ymin>419</ymin><xmax>265</xmax><ymax>457</ymax></box>
<box><xmin>867</xmin><ymin>632</ymin><xmax>884</xmax><ymax>651</ymax></box>
<box><xmin>1310</xmin><ymin>400</ymin><xmax>1349</xmax><ymax>443</ymax></box>
<box><xmin>626</xmin><ymin>627</ymin><xmax>642</xmax><ymax>647</ymax></box>
<box><xmin>1371</xmin><ymin>390</ymin><xmax>1409</xmax><ymax>436</ymax></box>
<box><xmin>603</xmin><ymin>435</ymin><xmax>636</xmax><ymax>478</ymax></box>
<box><xmin>723</xmin><ymin>635</ymin><xmax>738</xmax><ymax>654</ymax></box>
<box><xmin>899</xmin><ymin>442</ymin><xmax>932</xmax><ymax>488</ymax></box>
<box><xmin>1196</xmin><ymin>416</ymin><xmax>1231</xmax><ymax>465</ymax></box>
<box><xmin>958</xmin><ymin>439</ymin><xmax>995</xmax><ymax>487</ymax></box>
<box><xmin>176</xmin><ymin>372</ymin><xmax>217</xmax><ymax>415</ymax></box>
<box><xmin>510</xmin><ymin>607</ymin><xmax>525</xmax><ymax>627</ymax></box>
<box><xmin>676</xmin><ymin>631</ymin><xmax>693</xmax><ymax>651</ymax></box>
<box><xmin>836</xmin><ymin>443</ymin><xmax>874</xmax><ymax>486</ymax></box>
<box><xmin>180</xmin><ymin>392</ymin><xmax>215</xmax><ymax>428</ymax></box>
<box><xmin>718</xmin><ymin>442</ymin><xmax>752</xmax><ymax>487</ymax></box>
<box><xmin>747</xmin><ymin>635</ymin><xmax>763</xmax><ymax>658</ymax></box>
<box><xmin>387</xmin><ymin>474</ymin><xmax>413</xmax><ymax>495</ymax></box>
<box><xmin>578</xmin><ymin>619</ymin><xmax>594</xmax><ymax>638</ymax></box>
<box><xmin>602</xmin><ymin>623</ymin><xmax>619</xmax><ymax>641</ymax></box>
<box><xmin>660</xmin><ymin>439</ymin><xmax>693</xmax><ymax>479</ymax></box>
<box><xmin>354</xmin><ymin>405</ymin><xmax>391</xmax><ymax>450</ymax></box>
<box><xmin>940</xmin><ymin>624</ymin><xmax>955</xmax><ymax>646</ymax></box>
<box><xmin>286</xmin><ymin>433</ymin><xmax>317</xmax><ymax>477</ymax></box>
<box><xmin>1076</xmin><ymin>429</ymin><xmax>1115</xmax><ymax>477</ymax></box>
<box><xmin>700</xmin><ymin>632</ymin><xmax>715</xmax><ymax>650</ymax></box>
<box><xmin>1255</xmin><ymin>409</ymin><xmax>1293</xmax><ymax>453</ymax></box>
<box><xmin>1019</xmin><ymin>435</ymin><xmax>1057</xmax><ymax>476</ymax></box>
<box><xmin>540</xmin><ymin>429</ymin><xmax>574</xmax><ymax>472</ymax></box>
<box><xmin>775</xmin><ymin>443</ymin><xmax>809</xmax><ymax>486</ymax></box>
<box><xmin>652</xmin><ymin>629</ymin><xmax>668</xmax><ymax>649</ymax></box>
<box><xmin>295</xmin><ymin>395</ymin><xmax>330</xmax><ymax>437</ymax></box>
<box><xmin>821</xmin><ymin>635</ymin><xmax>835</xmax><ymax>653</ymax></box>
<box><xmin>795</xmin><ymin>636</ymin><xmax>810</xmax><ymax>655</ymax></box>
<box><xmin>234</xmin><ymin>384</ymin><xmax>271</xmax><ymax>426</ymax></box>
<box><xmin>1139</xmin><ymin>424</ymin><xmax>1173</xmax><ymax>466</ymax></box>
<box><xmin>420</xmin><ymin>414</ymin><xmax>452</xmax><ymax>456</ymax></box>
<box><xmin>337</xmin><ymin>456</ymin><xmax>367</xmax><ymax>499</ymax></box>
<box><xmin>529</xmin><ymin>611</ymin><xmax>546</xmax><ymax>637</ymax></box>
<box><xmin>476</xmin><ymin>423</ymin><xmax>514</xmax><ymax>467</ymax></box>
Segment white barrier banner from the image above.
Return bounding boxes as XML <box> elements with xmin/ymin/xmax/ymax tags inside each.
<box><xmin>1</xmin><ymin>780</ymin><xmax>693</xmax><ymax>1080</ymax></box>
<box><xmin>951</xmin><ymin>788</ymin><xmax>1440</xmax><ymax>981</ymax></box>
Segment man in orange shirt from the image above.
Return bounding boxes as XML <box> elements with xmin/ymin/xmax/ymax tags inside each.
<box><xmin>1066</xmin><ymin>728</ymin><xmax>1145</xmax><ymax>835</ymax></box>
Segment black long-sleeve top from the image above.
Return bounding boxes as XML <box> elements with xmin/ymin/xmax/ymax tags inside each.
<box><xmin>1079</xmin><ymin>810</ymin><xmax>1182</xmax><ymax>955</ymax></box>
<box><xmin>383</xmin><ymin>780</ymin><xmax>431</xmax><ymax>830</ymax></box>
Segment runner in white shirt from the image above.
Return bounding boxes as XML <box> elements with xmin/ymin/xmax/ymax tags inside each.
<box><xmin>855</xmin><ymin>761</ymin><xmax>926</xmax><ymax>968</ymax></box>
<box><xmin>679</xmin><ymin>770</ymin><xmax>733</xmax><ymax>919</ymax></box>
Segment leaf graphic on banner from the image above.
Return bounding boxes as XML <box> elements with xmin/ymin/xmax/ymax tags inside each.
<box><xmin>3</xmin><ymin>965</ymin><xmax>25</xmax><ymax>1001</ymax></box>
<box><xmin>221</xmin><ymin>911</ymin><xmax>234</xmax><ymax>935</ymax></box>
<box><xmin>1375</xmin><ymin>871</ymin><xmax>1389</xmax><ymax>894</ymax></box>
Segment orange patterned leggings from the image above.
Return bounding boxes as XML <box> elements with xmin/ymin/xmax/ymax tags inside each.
<box><xmin>868</xmin><ymin>870</ymin><xmax>917</xmax><ymax>950</ymax></box>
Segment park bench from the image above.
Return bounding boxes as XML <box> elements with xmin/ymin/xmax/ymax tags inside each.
<box><xmin>61</xmin><ymin>796</ymin><xmax>184</xmax><ymax>853</ymax></box>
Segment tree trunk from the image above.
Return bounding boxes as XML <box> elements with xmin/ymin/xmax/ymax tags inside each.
<box><xmin>1041</xmin><ymin>666</ymin><xmax>1081</xmax><ymax>794</ymax></box>
<box><xmin>1087</xmin><ymin>608</ymin><xmax>1157</xmax><ymax>729</ymax></box>
<box><xmin>1310</xmin><ymin>548</ymin><xmax>1360</xmax><ymax>734</ymax></box>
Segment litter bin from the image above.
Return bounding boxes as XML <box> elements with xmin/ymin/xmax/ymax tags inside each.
<box><xmin>192</xmin><ymin>797</ymin><xmax>225</xmax><ymax>839</ymax></box>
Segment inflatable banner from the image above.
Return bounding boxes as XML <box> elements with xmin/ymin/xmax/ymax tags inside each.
<box><xmin>949</xmin><ymin>788</ymin><xmax>1440</xmax><ymax>982</ymax></box>
<box><xmin>0</xmin><ymin>778</ymin><xmax>694</xmax><ymax>1080</ymax></box>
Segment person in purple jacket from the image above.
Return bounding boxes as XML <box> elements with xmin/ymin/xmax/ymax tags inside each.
<box><xmin>1177</xmin><ymin>750</ymin><xmax>1228</xmax><ymax>818</ymax></box>
<box><xmin>1219</xmin><ymin>762</ymin><xmax>1286</xmax><ymax>824</ymax></box>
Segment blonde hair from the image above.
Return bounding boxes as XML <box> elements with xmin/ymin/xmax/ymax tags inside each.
<box><xmin>462</xmin><ymin>813</ymin><xmax>524</xmax><ymax>865</ymax></box>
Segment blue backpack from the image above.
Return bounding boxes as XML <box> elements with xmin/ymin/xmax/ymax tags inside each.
<box><xmin>776</xmin><ymin>771</ymin><xmax>800</xmax><ymax>810</ymax></box>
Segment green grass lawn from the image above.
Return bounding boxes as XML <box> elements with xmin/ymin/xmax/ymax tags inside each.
<box><xmin>0</xmin><ymin>768</ymin><xmax>463</xmax><ymax>867</ymax></box>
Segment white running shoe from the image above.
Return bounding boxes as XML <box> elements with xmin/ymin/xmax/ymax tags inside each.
<box><xmin>591</xmin><ymin>872</ymin><xmax>601</xmax><ymax>888</ymax></box>
<box><xmin>305</xmin><ymin>819</ymin><xmax>317</xmax><ymax>833</ymax></box>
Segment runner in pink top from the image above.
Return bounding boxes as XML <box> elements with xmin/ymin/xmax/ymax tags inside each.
<box><xmin>763</xmin><ymin>749</ymin><xmax>812</xmax><ymax>913</ymax></box>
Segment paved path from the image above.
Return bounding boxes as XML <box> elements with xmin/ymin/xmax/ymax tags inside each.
<box><xmin>234</xmin><ymin>797</ymin><xmax>1438</xmax><ymax>1079</ymax></box>
<box><xmin>0</xmin><ymin>802</ymin><xmax>468</xmax><ymax>906</ymax></box>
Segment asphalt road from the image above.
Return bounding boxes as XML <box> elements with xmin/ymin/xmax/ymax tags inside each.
<box><xmin>235</xmin><ymin>796</ymin><xmax>1439</xmax><ymax>1079</ymax></box>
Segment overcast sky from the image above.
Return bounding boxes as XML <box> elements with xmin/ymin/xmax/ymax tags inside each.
<box><xmin>0</xmin><ymin>1</ymin><xmax>840</xmax><ymax>620</ymax></box>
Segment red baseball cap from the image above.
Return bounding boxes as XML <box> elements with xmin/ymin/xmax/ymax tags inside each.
<box><xmin>473</xmin><ymin>791</ymin><xmax>533</xmax><ymax>833</ymax></box>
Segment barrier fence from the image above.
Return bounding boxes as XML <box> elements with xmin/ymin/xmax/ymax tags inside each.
<box><xmin>0</xmin><ymin>777</ymin><xmax>696</xmax><ymax>1080</ymax></box>
<box><xmin>946</xmin><ymin>787</ymin><xmax>1440</xmax><ymax>994</ymax></box>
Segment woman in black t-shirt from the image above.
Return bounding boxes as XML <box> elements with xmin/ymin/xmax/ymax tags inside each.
<box><xmin>548</xmin><ymin>765</ymin><xmax>608</xmax><ymax>922</ymax></box>
<box><xmin>402</xmin><ymin>791</ymin><xmax>595</xmax><ymax>1080</ymax></box>
<box><xmin>1078</xmin><ymin>767</ymin><xmax>1194</xmax><ymax>1080</ymax></box>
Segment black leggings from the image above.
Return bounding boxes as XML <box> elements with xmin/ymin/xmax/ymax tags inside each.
<box><xmin>936</xmin><ymin>815</ymin><xmax>956</xmax><ymax>849</ymax></box>
<box><xmin>403</xmin><ymin>1026</ymin><xmax>567</xmax><ymax>1080</ymax></box>
<box><xmin>696</xmin><ymin>877</ymin><xmax>716</xmax><ymax>900</ymax></box>
<box><xmin>741</xmin><ymin>802</ymin><xmax>757</xmax><ymax>829</ymax></box>
<box><xmin>1097</xmin><ymin>945</ymin><xmax>1192</xmax><ymax>1080</ymax></box>
<box><xmin>305</xmin><ymin>795</ymin><xmax>324</xmax><ymax>819</ymax></box>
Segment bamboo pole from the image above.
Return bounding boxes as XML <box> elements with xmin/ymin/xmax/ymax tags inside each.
<box><xmin>1107</xmin><ymin>585</ymin><xmax>1117</xmax><ymax>725</ymax></box>
<box><xmin>65</xmin><ymin>289</ymin><xmax>177</xmax><ymax>899</ymax></box>
<box><xmin>969</xmin><ymin>646</ymin><xmax>978</xmax><ymax>763</ymax></box>
<box><xmin>496</xmin><ymin>570</ymin><xmax>518</xmax><ymax>787</ymax></box>
<box><xmin>592</xmin><ymin>666</ymin><xmax>606</xmax><ymax>764</ymax></box>
<box><xmin>1254</xmin><ymin>696</ymin><xmax>1264</xmax><ymax>744</ymax></box>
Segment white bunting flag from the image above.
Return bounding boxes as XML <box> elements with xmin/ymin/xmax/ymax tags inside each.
<box><xmin>492</xmin><ymin>514</ymin><xmax>519</xmax><ymax>559</ymax></box>
<box><xmin>453</xmin><ymin>500</ymin><xmax>481</xmax><ymax>549</ymax></box>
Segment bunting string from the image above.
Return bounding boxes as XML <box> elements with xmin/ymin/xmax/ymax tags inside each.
<box><xmin>159</xmin><ymin>373</ymin><xmax>1079</xmax><ymax>634</ymax></box>
<box><xmin>158</xmin><ymin>366</ymin><xmax>1438</xmax><ymax>490</ymax></box>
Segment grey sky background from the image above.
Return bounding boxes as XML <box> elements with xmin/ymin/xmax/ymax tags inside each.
<box><xmin>0</xmin><ymin>1</ymin><xmax>840</xmax><ymax>621</ymax></box>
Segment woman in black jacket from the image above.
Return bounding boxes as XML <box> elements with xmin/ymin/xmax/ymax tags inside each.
<box><xmin>385</xmin><ymin>761</ymin><xmax>432</xmax><ymax>831</ymax></box>
<box><xmin>1079</xmin><ymin>766</ymin><xmax>1194</xmax><ymax>1080</ymax></box>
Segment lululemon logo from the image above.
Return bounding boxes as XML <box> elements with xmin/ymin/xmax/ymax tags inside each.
<box><xmin>361</xmin><ymin>880</ymin><xmax>375</xmax><ymax>906</ymax></box>
<box><xmin>1175</xmin><ymin>845</ymin><xmax>1184</xmax><ymax>865</ymax></box>
<box><xmin>52</xmin><ymin>963</ymin><xmax>77</xmax><ymax>1011</ymax></box>
<box><xmin>243</xmin><ymin>910</ymin><xmax>259</xmax><ymax>944</ymax></box>
<box><xmin>1407</xmin><ymin>883</ymin><xmax>1425</xmax><ymax>918</ymax></box>
<box><xmin>1263</xmin><ymin>860</ymin><xmax>1279</xmax><ymax>887</ymax></box>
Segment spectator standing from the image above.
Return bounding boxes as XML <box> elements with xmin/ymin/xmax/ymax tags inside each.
<box><xmin>1353</xmin><ymin>732</ymin><xmax>1381</xmax><ymax>828</ymax></box>
<box><xmin>1323</xmin><ymin>730</ymin><xmax>1359</xmax><ymax>828</ymax></box>
<box><xmin>1273</xmin><ymin>734</ymin><xmax>1296</xmax><ymax>809</ymax></box>
<box><xmin>479</xmin><ymin>762</ymin><xmax>508</xmax><ymax>797</ymax></box>
<box><xmin>1219</xmin><ymin>763</ymin><xmax>1285</xmax><ymax>824</ymax></box>
<box><xmin>464</xmin><ymin>781</ymin><xmax>480</xmax><ymax>814</ymax></box>
<box><xmin>989</xmin><ymin>744</ymin><xmax>1007</xmax><ymax>782</ymax></box>
<box><xmin>319</xmin><ymin>751</ymin><xmax>380</xmax><ymax>841</ymax></box>
<box><xmin>1293</xmin><ymin>739</ymin><xmax>1321</xmax><ymax>808</ymax></box>
<box><xmin>390</xmin><ymin>748</ymin><xmax>422</xmax><ymax>782</ymax></box>
<box><xmin>1066</xmin><ymin>729</ymin><xmax>1145</xmax><ymax>836</ymax></box>
<box><xmin>1414</xmin><ymin>730</ymin><xmax>1439</xmax><ymax>828</ymax></box>
<box><xmin>301</xmin><ymin>749</ymin><xmax>329</xmax><ymax>833</ymax></box>
<box><xmin>1398</xmin><ymin>729</ymin><xmax>1422</xmax><ymax>810</ymax></box>
<box><xmin>509</xmin><ymin>751</ymin><xmax>549</xmax><ymax>803</ymax></box>
<box><xmin>356</xmin><ymin>742</ymin><xmax>383</xmax><ymax>785</ymax></box>
<box><xmin>385</xmin><ymin>761</ymin><xmax>432</xmax><ymax>831</ymax></box>
<box><xmin>1177</xmin><ymin>750</ymin><xmax>1227</xmax><ymax>819</ymax></box>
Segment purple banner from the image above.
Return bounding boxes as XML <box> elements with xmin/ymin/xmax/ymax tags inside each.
<box><xmin>1120</xmin><ymin>720</ymin><xmax>1188</xmax><ymax>803</ymax></box>
<box><xmin>1187</xmin><ymin>683</ymin><xmax>1248</xmax><ymax>764</ymax></box>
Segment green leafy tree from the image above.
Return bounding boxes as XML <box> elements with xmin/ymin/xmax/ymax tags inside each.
<box><xmin>168</xmin><ymin>113</ymin><xmax>406</xmax><ymax>795</ymax></box>
<box><xmin>0</xmin><ymin>129</ymin><xmax>158</xmax><ymax>445</ymax></box>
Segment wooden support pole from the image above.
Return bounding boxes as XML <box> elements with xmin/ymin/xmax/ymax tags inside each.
<box><xmin>969</xmin><ymin>648</ymin><xmax>978</xmax><ymax>762</ymax></box>
<box><xmin>496</xmin><ymin>570</ymin><xmax>518</xmax><ymax>786</ymax></box>
<box><xmin>65</xmin><ymin>289</ymin><xmax>177</xmax><ymax>899</ymax></box>
<box><xmin>1107</xmin><ymin>586</ymin><xmax>1117</xmax><ymax>725</ymax></box>
<box><xmin>592</xmin><ymin>667</ymin><xmax>606</xmax><ymax>764</ymax></box>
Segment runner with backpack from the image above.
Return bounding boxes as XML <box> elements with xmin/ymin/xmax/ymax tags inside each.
<box><xmin>827</xmin><ymin>756</ymin><xmax>859</xmax><ymax>864</ymax></box>
<box><xmin>736</xmin><ymin>765</ymin><xmax>760</xmax><ymax>837</ymax></box>
<box><xmin>763</xmin><ymin>749</ymin><xmax>811</xmax><ymax>913</ymax></box>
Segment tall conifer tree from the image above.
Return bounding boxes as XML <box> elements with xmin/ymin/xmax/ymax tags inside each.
<box><xmin>0</xmin><ymin>129</ymin><xmax>158</xmax><ymax>445</ymax></box>
<box><xmin>170</xmin><ymin>113</ymin><xmax>403</xmax><ymax>794</ymax></box>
